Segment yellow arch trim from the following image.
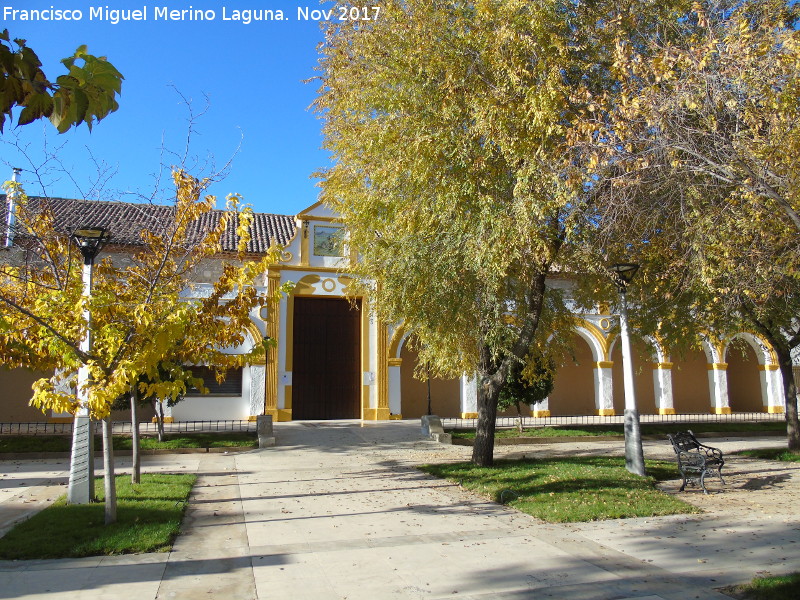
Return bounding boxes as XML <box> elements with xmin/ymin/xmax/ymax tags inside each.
<box><xmin>243</xmin><ymin>321</ymin><xmax>266</xmax><ymax>365</ymax></box>
<box><xmin>388</xmin><ymin>322</ymin><xmax>409</xmax><ymax>359</ymax></box>
<box><xmin>574</xmin><ymin>318</ymin><xmax>611</xmax><ymax>361</ymax></box>
<box><xmin>723</xmin><ymin>331</ymin><xmax>779</xmax><ymax>365</ymax></box>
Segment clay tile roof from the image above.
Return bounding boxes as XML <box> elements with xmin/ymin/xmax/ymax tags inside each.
<box><xmin>1</xmin><ymin>195</ymin><xmax>296</xmax><ymax>253</ymax></box>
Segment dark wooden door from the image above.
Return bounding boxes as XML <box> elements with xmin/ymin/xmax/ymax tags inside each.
<box><xmin>292</xmin><ymin>297</ymin><xmax>361</xmax><ymax>419</ymax></box>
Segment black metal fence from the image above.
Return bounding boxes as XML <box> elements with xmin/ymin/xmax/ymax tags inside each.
<box><xmin>0</xmin><ymin>420</ymin><xmax>257</xmax><ymax>436</ymax></box>
<box><xmin>442</xmin><ymin>411</ymin><xmax>786</xmax><ymax>430</ymax></box>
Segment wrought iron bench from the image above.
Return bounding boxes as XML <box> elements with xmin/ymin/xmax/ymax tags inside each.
<box><xmin>667</xmin><ymin>430</ymin><xmax>726</xmax><ymax>494</ymax></box>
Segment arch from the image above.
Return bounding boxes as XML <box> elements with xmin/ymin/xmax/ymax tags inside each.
<box><xmin>670</xmin><ymin>345</ymin><xmax>712</xmax><ymax>413</ymax></box>
<box><xmin>572</xmin><ymin>318</ymin><xmax>609</xmax><ymax>362</ymax></box>
<box><xmin>725</xmin><ymin>338</ymin><xmax>765</xmax><ymax>412</ymax></box>
<box><xmin>389</xmin><ymin>322</ymin><xmax>409</xmax><ymax>360</ymax></box>
<box><xmin>611</xmin><ymin>338</ymin><xmax>658</xmax><ymax>414</ymax></box>
<box><xmin>549</xmin><ymin>331</ymin><xmax>597</xmax><ymax>415</ymax></box>
<box><xmin>722</xmin><ymin>332</ymin><xmax>777</xmax><ymax>366</ymax></box>
<box><xmin>399</xmin><ymin>343</ymin><xmax>460</xmax><ymax>418</ymax></box>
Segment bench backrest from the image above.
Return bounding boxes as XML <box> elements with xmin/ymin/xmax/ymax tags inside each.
<box><xmin>668</xmin><ymin>431</ymin><xmax>701</xmax><ymax>453</ymax></box>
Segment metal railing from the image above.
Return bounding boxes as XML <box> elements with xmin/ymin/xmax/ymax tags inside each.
<box><xmin>442</xmin><ymin>411</ymin><xmax>786</xmax><ymax>430</ymax></box>
<box><xmin>0</xmin><ymin>420</ymin><xmax>257</xmax><ymax>436</ymax></box>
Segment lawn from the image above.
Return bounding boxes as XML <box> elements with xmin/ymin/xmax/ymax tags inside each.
<box><xmin>0</xmin><ymin>432</ymin><xmax>257</xmax><ymax>454</ymax></box>
<box><xmin>448</xmin><ymin>421</ymin><xmax>786</xmax><ymax>440</ymax></box>
<box><xmin>0</xmin><ymin>473</ymin><xmax>196</xmax><ymax>560</ymax></box>
<box><xmin>722</xmin><ymin>572</ymin><xmax>800</xmax><ymax>600</ymax></box>
<box><xmin>736</xmin><ymin>448</ymin><xmax>800</xmax><ymax>462</ymax></box>
<box><xmin>419</xmin><ymin>456</ymin><xmax>698</xmax><ymax>522</ymax></box>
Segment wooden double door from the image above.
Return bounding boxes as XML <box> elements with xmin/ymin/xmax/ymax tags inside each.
<box><xmin>292</xmin><ymin>297</ymin><xmax>362</xmax><ymax>420</ymax></box>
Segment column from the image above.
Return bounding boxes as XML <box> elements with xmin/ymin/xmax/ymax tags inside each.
<box><xmin>653</xmin><ymin>362</ymin><xmax>675</xmax><ymax>415</ymax></box>
<box><xmin>595</xmin><ymin>361</ymin><xmax>614</xmax><ymax>416</ymax></box>
<box><xmin>708</xmin><ymin>363</ymin><xmax>730</xmax><ymax>414</ymax></box>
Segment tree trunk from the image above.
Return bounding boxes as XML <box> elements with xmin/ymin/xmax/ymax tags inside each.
<box><xmin>472</xmin><ymin>361</ymin><xmax>504</xmax><ymax>466</ymax></box>
<box><xmin>102</xmin><ymin>417</ymin><xmax>117</xmax><ymax>525</ymax></box>
<box><xmin>154</xmin><ymin>400</ymin><xmax>166</xmax><ymax>442</ymax></box>
<box><xmin>515</xmin><ymin>403</ymin><xmax>523</xmax><ymax>434</ymax></box>
<box><xmin>130</xmin><ymin>386</ymin><xmax>141</xmax><ymax>484</ymax></box>
<box><xmin>775</xmin><ymin>349</ymin><xmax>800</xmax><ymax>450</ymax></box>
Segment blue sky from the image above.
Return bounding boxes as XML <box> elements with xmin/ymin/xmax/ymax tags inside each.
<box><xmin>1</xmin><ymin>1</ymin><xmax>335</xmax><ymax>216</ymax></box>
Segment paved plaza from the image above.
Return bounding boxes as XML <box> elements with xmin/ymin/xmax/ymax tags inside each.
<box><xmin>0</xmin><ymin>421</ymin><xmax>798</xmax><ymax>599</ymax></box>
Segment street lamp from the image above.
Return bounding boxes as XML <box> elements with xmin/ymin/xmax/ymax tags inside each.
<box><xmin>67</xmin><ymin>226</ymin><xmax>110</xmax><ymax>504</ymax></box>
<box><xmin>610</xmin><ymin>262</ymin><xmax>646</xmax><ymax>477</ymax></box>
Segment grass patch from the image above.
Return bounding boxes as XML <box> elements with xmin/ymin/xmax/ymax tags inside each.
<box><xmin>449</xmin><ymin>421</ymin><xmax>786</xmax><ymax>440</ymax></box>
<box><xmin>0</xmin><ymin>432</ymin><xmax>257</xmax><ymax>454</ymax></box>
<box><xmin>736</xmin><ymin>448</ymin><xmax>800</xmax><ymax>462</ymax></box>
<box><xmin>0</xmin><ymin>473</ymin><xmax>196</xmax><ymax>560</ymax></box>
<box><xmin>419</xmin><ymin>457</ymin><xmax>698</xmax><ymax>523</ymax></box>
<box><xmin>722</xmin><ymin>572</ymin><xmax>800</xmax><ymax>600</ymax></box>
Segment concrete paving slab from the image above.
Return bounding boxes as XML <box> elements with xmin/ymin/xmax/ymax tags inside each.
<box><xmin>0</xmin><ymin>421</ymin><xmax>797</xmax><ymax>599</ymax></box>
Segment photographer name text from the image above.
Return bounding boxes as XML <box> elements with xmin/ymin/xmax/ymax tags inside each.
<box><xmin>2</xmin><ymin>5</ymin><xmax>381</xmax><ymax>25</ymax></box>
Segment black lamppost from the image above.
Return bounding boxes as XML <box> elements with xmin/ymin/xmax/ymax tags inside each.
<box><xmin>67</xmin><ymin>226</ymin><xmax>110</xmax><ymax>504</ymax></box>
<box><xmin>610</xmin><ymin>262</ymin><xmax>646</xmax><ymax>477</ymax></box>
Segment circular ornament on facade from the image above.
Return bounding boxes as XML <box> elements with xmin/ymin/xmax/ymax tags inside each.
<box><xmin>321</xmin><ymin>278</ymin><xmax>337</xmax><ymax>292</ymax></box>
<box><xmin>599</xmin><ymin>318</ymin><xmax>611</xmax><ymax>330</ymax></box>
<box><xmin>280</xmin><ymin>251</ymin><xmax>293</xmax><ymax>262</ymax></box>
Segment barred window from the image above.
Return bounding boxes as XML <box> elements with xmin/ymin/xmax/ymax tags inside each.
<box><xmin>186</xmin><ymin>366</ymin><xmax>243</xmax><ymax>396</ymax></box>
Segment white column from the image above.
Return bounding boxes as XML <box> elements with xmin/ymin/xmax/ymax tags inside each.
<box><xmin>760</xmin><ymin>365</ymin><xmax>785</xmax><ymax>413</ymax></box>
<box><xmin>388</xmin><ymin>360</ymin><xmax>402</xmax><ymax>416</ymax></box>
<box><xmin>460</xmin><ymin>374</ymin><xmax>478</xmax><ymax>417</ymax></box>
<box><xmin>594</xmin><ymin>362</ymin><xmax>614</xmax><ymax>415</ymax></box>
<box><xmin>653</xmin><ymin>362</ymin><xmax>675</xmax><ymax>415</ymax></box>
<box><xmin>707</xmin><ymin>363</ymin><xmax>730</xmax><ymax>414</ymax></box>
<box><xmin>249</xmin><ymin>364</ymin><xmax>266</xmax><ymax>416</ymax></box>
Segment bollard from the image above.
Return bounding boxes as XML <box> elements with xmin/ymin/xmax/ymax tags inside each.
<box><xmin>257</xmin><ymin>414</ymin><xmax>275</xmax><ymax>448</ymax></box>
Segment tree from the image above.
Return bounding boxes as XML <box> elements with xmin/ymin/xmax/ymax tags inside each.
<box><xmin>498</xmin><ymin>354</ymin><xmax>554</xmax><ymax>433</ymax></box>
<box><xmin>0</xmin><ymin>30</ymin><xmax>123</xmax><ymax>132</ymax></box>
<box><xmin>582</xmin><ymin>0</ymin><xmax>800</xmax><ymax>448</ymax></box>
<box><xmin>314</xmin><ymin>0</ymin><xmax>683</xmax><ymax>465</ymax></box>
<box><xmin>0</xmin><ymin>171</ymin><xmax>282</xmax><ymax>521</ymax></box>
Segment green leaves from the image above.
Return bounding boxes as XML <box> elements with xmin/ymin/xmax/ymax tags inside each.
<box><xmin>0</xmin><ymin>31</ymin><xmax>123</xmax><ymax>133</ymax></box>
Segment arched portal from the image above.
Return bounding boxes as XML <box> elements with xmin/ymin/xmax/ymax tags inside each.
<box><xmin>399</xmin><ymin>342</ymin><xmax>461</xmax><ymax>418</ymax></box>
<box><xmin>549</xmin><ymin>333</ymin><xmax>597</xmax><ymax>415</ymax></box>
<box><xmin>610</xmin><ymin>339</ymin><xmax>658</xmax><ymax>415</ymax></box>
<box><xmin>671</xmin><ymin>346</ymin><xmax>712</xmax><ymax>413</ymax></box>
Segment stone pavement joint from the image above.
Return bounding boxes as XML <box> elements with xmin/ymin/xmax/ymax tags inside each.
<box><xmin>0</xmin><ymin>421</ymin><xmax>798</xmax><ymax>599</ymax></box>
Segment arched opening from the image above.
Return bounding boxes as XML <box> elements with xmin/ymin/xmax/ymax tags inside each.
<box><xmin>611</xmin><ymin>339</ymin><xmax>657</xmax><ymax>415</ymax></box>
<box><xmin>726</xmin><ymin>338</ymin><xmax>765</xmax><ymax>412</ymax></box>
<box><xmin>549</xmin><ymin>333</ymin><xmax>596</xmax><ymax>415</ymax></box>
<box><xmin>400</xmin><ymin>343</ymin><xmax>460</xmax><ymax>418</ymax></box>
<box><xmin>671</xmin><ymin>346</ymin><xmax>711</xmax><ymax>413</ymax></box>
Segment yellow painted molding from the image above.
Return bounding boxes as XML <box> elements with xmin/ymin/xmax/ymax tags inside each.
<box><xmin>758</xmin><ymin>364</ymin><xmax>780</xmax><ymax>371</ymax></box>
<box><xmin>575</xmin><ymin>318</ymin><xmax>612</xmax><ymax>360</ymax></box>
<box><xmin>713</xmin><ymin>406</ymin><xmax>732</xmax><ymax>415</ymax></box>
<box><xmin>48</xmin><ymin>417</ymin><xmax>73</xmax><ymax>423</ymax></box>
<box><xmin>599</xmin><ymin>317</ymin><xmax>611</xmax><ymax>331</ymax></box>
<box><xmin>149</xmin><ymin>417</ymin><xmax>175</xmax><ymax>423</ymax></box>
<box><xmin>707</xmin><ymin>363</ymin><xmax>728</xmax><ymax>371</ymax></box>
<box><xmin>659</xmin><ymin>408</ymin><xmax>677</xmax><ymax>415</ymax></box>
<box><xmin>270</xmin><ymin>265</ymin><xmax>351</xmax><ymax>274</ymax></box>
<box><xmin>595</xmin><ymin>361</ymin><xmax>614</xmax><ymax>369</ymax></box>
<box><xmin>598</xmin><ymin>302</ymin><xmax>611</xmax><ymax>316</ymax></box>
<box><xmin>461</xmin><ymin>412</ymin><xmax>479</xmax><ymax>419</ymax></box>
<box><xmin>248</xmin><ymin>415</ymin><xmax>258</xmax><ymax>422</ymax></box>
<box><xmin>300</xmin><ymin>221</ymin><xmax>310</xmax><ymax>266</ymax></box>
<box><xmin>768</xmin><ymin>405</ymin><xmax>785</xmax><ymax>414</ymax></box>
<box><xmin>378</xmin><ymin>320</ymin><xmax>389</xmax><ymax>410</ymax></box>
<box><xmin>284</xmin><ymin>385</ymin><xmax>292</xmax><ymax>409</ymax></box>
<box><xmin>389</xmin><ymin>414</ymin><xmax>403</xmax><ymax>420</ymax></box>
<box><xmin>389</xmin><ymin>322</ymin><xmax>408</xmax><ymax>359</ymax></box>
<box><xmin>597</xmin><ymin>409</ymin><xmax>615</xmax><ymax>416</ymax></box>
<box><xmin>388</xmin><ymin>358</ymin><xmax>403</xmax><ymax>367</ymax></box>
<box><xmin>263</xmin><ymin>408</ymin><xmax>292</xmax><ymax>421</ymax></box>
<box><xmin>654</xmin><ymin>362</ymin><xmax>674</xmax><ymax>370</ymax></box>
<box><xmin>532</xmin><ymin>410</ymin><xmax>551</xmax><ymax>418</ymax></box>
<box><xmin>362</xmin><ymin>407</ymin><xmax>391</xmax><ymax>421</ymax></box>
